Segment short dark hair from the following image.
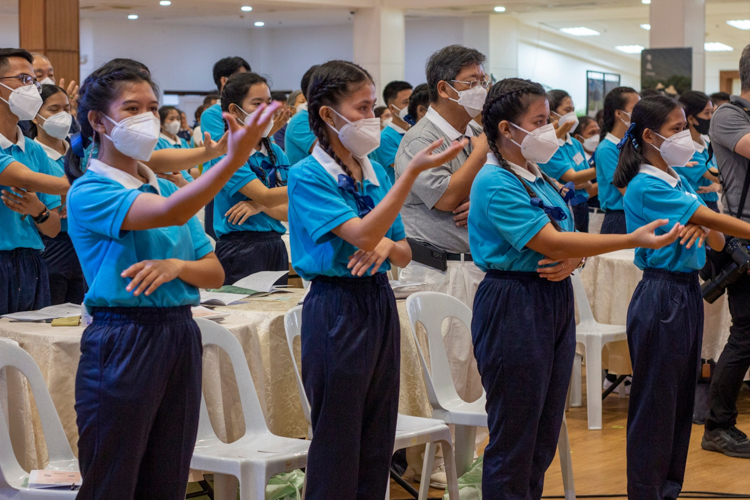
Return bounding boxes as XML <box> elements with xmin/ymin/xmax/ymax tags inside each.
<box><xmin>300</xmin><ymin>64</ymin><xmax>320</xmax><ymax>100</ymax></box>
<box><xmin>425</xmin><ymin>45</ymin><xmax>486</xmax><ymax>103</ymax></box>
<box><xmin>408</xmin><ymin>85</ymin><xmax>430</xmax><ymax>119</ymax></box>
<box><xmin>212</xmin><ymin>56</ymin><xmax>251</xmax><ymax>90</ymax></box>
<box><xmin>271</xmin><ymin>91</ymin><xmax>287</xmax><ymax>102</ymax></box>
<box><xmin>374</xmin><ymin>106</ymin><xmax>388</xmax><ymax>118</ymax></box>
<box><xmin>678</xmin><ymin>90</ymin><xmax>711</xmax><ymax>119</ymax></box>
<box><xmin>741</xmin><ymin>44</ymin><xmax>750</xmax><ymax>91</ymax></box>
<box><xmin>203</xmin><ymin>93</ymin><xmax>219</xmax><ymax>107</ymax></box>
<box><xmin>383</xmin><ymin>80</ymin><xmax>412</xmax><ymax>106</ymax></box>
<box><xmin>547</xmin><ymin>89</ymin><xmax>571</xmax><ymax>114</ymax></box>
<box><xmin>0</xmin><ymin>48</ymin><xmax>34</xmax><ymax>76</ymax></box>
<box><xmin>158</xmin><ymin>105</ymin><xmax>178</xmax><ymax>125</ymax></box>
<box><xmin>710</xmin><ymin>91</ymin><xmax>730</xmax><ymax>104</ymax></box>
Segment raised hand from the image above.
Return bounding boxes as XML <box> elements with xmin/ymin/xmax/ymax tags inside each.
<box><xmin>405</xmin><ymin>138</ymin><xmax>468</xmax><ymax>175</ymax></box>
<box><xmin>203</xmin><ymin>130</ymin><xmax>228</xmax><ymax>160</ymax></box>
<box><xmin>223</xmin><ymin>102</ymin><xmax>281</xmax><ymax>166</ymax></box>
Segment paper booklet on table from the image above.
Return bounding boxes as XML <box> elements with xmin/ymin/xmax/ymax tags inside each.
<box><xmin>191</xmin><ymin>306</ymin><xmax>230</xmax><ymax>321</ymax></box>
<box><xmin>27</xmin><ymin>470</ymin><xmax>81</xmax><ymax>489</ymax></box>
<box><xmin>2</xmin><ymin>303</ymin><xmax>82</xmax><ymax>322</ymax></box>
<box><xmin>200</xmin><ymin>290</ymin><xmax>250</xmax><ymax>306</ymax></box>
<box><xmin>232</xmin><ymin>270</ymin><xmax>292</xmax><ymax>295</ymax></box>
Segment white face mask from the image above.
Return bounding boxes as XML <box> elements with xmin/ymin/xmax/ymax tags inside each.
<box><xmin>447</xmin><ymin>83</ymin><xmax>487</xmax><ymax>118</ymax></box>
<box><xmin>103</xmin><ymin>112</ymin><xmax>161</xmax><ymax>161</ymax></box>
<box><xmin>328</xmin><ymin>107</ymin><xmax>381</xmax><ymax>158</ymax></box>
<box><xmin>0</xmin><ymin>82</ymin><xmax>43</xmax><ymax>121</ymax></box>
<box><xmin>619</xmin><ymin>110</ymin><xmax>632</xmax><ymax>127</ymax></box>
<box><xmin>652</xmin><ymin>129</ymin><xmax>695</xmax><ymax>167</ymax></box>
<box><xmin>390</xmin><ymin>103</ymin><xmax>409</xmax><ymax>121</ymax></box>
<box><xmin>296</xmin><ymin>102</ymin><xmax>308</xmax><ymax>112</ymax></box>
<box><xmin>509</xmin><ymin>122</ymin><xmax>560</xmax><ymax>164</ymax></box>
<box><xmin>382</xmin><ymin>117</ymin><xmax>393</xmax><ymax>128</ymax></box>
<box><xmin>39</xmin><ymin>111</ymin><xmax>72</xmax><ymax>140</ymax></box>
<box><xmin>39</xmin><ymin>77</ymin><xmax>55</xmax><ymax>86</ymax></box>
<box><xmin>164</xmin><ymin>120</ymin><xmax>181</xmax><ymax>136</ymax></box>
<box><xmin>236</xmin><ymin>106</ymin><xmax>274</xmax><ymax>138</ymax></box>
<box><xmin>554</xmin><ymin>111</ymin><xmax>579</xmax><ymax>132</ymax></box>
<box><xmin>582</xmin><ymin>134</ymin><xmax>600</xmax><ymax>152</ymax></box>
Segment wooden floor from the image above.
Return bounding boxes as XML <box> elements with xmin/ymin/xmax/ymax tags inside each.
<box><xmin>391</xmin><ymin>375</ymin><xmax>750</xmax><ymax>499</ymax></box>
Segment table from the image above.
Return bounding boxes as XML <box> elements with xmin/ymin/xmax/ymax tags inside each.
<box><xmin>579</xmin><ymin>249</ymin><xmax>733</xmax><ymax>375</ymax></box>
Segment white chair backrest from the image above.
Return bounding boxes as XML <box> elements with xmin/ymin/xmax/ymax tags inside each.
<box><xmin>283</xmin><ymin>307</ymin><xmax>312</xmax><ymax>426</ymax></box>
<box><xmin>195</xmin><ymin>318</ymin><xmax>269</xmax><ymax>438</ymax></box>
<box><xmin>571</xmin><ymin>271</ymin><xmax>595</xmax><ymax>324</ymax></box>
<box><xmin>406</xmin><ymin>292</ymin><xmax>473</xmax><ymax>410</ymax></box>
<box><xmin>0</xmin><ymin>338</ymin><xmax>75</xmax><ymax>488</ymax></box>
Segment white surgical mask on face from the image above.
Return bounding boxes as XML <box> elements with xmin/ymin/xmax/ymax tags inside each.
<box><xmin>165</xmin><ymin>120</ymin><xmax>181</xmax><ymax>136</ymax></box>
<box><xmin>390</xmin><ymin>103</ymin><xmax>409</xmax><ymax>121</ymax></box>
<box><xmin>619</xmin><ymin>110</ymin><xmax>632</xmax><ymax>127</ymax></box>
<box><xmin>382</xmin><ymin>117</ymin><xmax>393</xmax><ymax>128</ymax></box>
<box><xmin>509</xmin><ymin>122</ymin><xmax>560</xmax><ymax>164</ymax></box>
<box><xmin>328</xmin><ymin>107</ymin><xmax>381</xmax><ymax>158</ymax></box>
<box><xmin>103</xmin><ymin>112</ymin><xmax>161</xmax><ymax>161</ymax></box>
<box><xmin>652</xmin><ymin>129</ymin><xmax>695</xmax><ymax>167</ymax></box>
<box><xmin>39</xmin><ymin>77</ymin><xmax>55</xmax><ymax>86</ymax></box>
<box><xmin>554</xmin><ymin>111</ymin><xmax>579</xmax><ymax>132</ymax></box>
<box><xmin>582</xmin><ymin>134</ymin><xmax>600</xmax><ymax>152</ymax></box>
<box><xmin>236</xmin><ymin>106</ymin><xmax>274</xmax><ymax>138</ymax></box>
<box><xmin>39</xmin><ymin>111</ymin><xmax>72</xmax><ymax>140</ymax></box>
<box><xmin>447</xmin><ymin>83</ymin><xmax>487</xmax><ymax>118</ymax></box>
<box><xmin>296</xmin><ymin>102</ymin><xmax>308</xmax><ymax>112</ymax></box>
<box><xmin>0</xmin><ymin>82</ymin><xmax>43</xmax><ymax>121</ymax></box>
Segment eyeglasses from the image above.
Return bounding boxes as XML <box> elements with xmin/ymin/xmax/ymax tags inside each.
<box><xmin>0</xmin><ymin>74</ymin><xmax>41</xmax><ymax>93</ymax></box>
<box><xmin>451</xmin><ymin>79</ymin><xmax>490</xmax><ymax>90</ymax></box>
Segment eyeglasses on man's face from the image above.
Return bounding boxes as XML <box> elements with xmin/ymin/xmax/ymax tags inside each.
<box><xmin>0</xmin><ymin>74</ymin><xmax>41</xmax><ymax>93</ymax></box>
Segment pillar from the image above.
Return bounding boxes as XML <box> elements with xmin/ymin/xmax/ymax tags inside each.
<box><xmin>353</xmin><ymin>6</ymin><xmax>405</xmax><ymax>104</ymax></box>
<box><xmin>19</xmin><ymin>0</ymin><xmax>80</xmax><ymax>85</ymax></box>
<box><xmin>649</xmin><ymin>0</ymin><xmax>705</xmax><ymax>90</ymax></box>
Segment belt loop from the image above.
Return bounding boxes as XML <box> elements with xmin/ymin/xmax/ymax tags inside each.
<box><xmin>460</xmin><ymin>253</ymin><xmax>465</xmax><ymax>263</ymax></box>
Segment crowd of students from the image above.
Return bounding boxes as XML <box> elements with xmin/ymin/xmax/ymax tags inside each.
<box><xmin>1</xmin><ymin>42</ymin><xmax>750</xmax><ymax>500</ymax></box>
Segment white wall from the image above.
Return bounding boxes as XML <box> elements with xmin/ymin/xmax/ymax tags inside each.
<box><xmin>705</xmin><ymin>51</ymin><xmax>743</xmax><ymax>95</ymax></box>
<box><xmin>0</xmin><ymin>14</ymin><xmax>19</xmax><ymax>49</ymax></box>
<box><xmin>404</xmin><ymin>17</ymin><xmax>465</xmax><ymax>85</ymax></box>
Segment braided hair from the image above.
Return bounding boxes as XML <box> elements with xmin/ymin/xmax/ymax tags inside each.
<box><xmin>220</xmin><ymin>71</ymin><xmax>278</xmax><ymax>165</ymax></box>
<box><xmin>482</xmin><ymin>78</ymin><xmax>563</xmax><ymax>231</ymax></box>
<box><xmin>306</xmin><ymin>60</ymin><xmax>374</xmax><ymax>179</ymax></box>
<box><xmin>63</xmin><ymin>59</ymin><xmax>158</xmax><ymax>183</ymax></box>
<box><xmin>599</xmin><ymin>86</ymin><xmax>638</xmax><ymax>141</ymax></box>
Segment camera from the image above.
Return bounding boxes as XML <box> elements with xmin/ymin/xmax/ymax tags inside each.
<box><xmin>700</xmin><ymin>238</ymin><xmax>750</xmax><ymax>303</ymax></box>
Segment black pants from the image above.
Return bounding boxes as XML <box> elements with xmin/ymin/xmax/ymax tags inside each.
<box><xmin>42</xmin><ymin>232</ymin><xmax>86</xmax><ymax>305</ymax></box>
<box><xmin>0</xmin><ymin>248</ymin><xmax>50</xmax><ymax>315</ymax></box>
<box><xmin>706</xmin><ymin>272</ymin><xmax>750</xmax><ymax>430</ymax></box>
<box><xmin>705</xmin><ymin>200</ymin><xmax>720</xmax><ymax>213</ymax></box>
<box><xmin>572</xmin><ymin>201</ymin><xmax>589</xmax><ymax>233</ymax></box>
<box><xmin>215</xmin><ymin>231</ymin><xmax>289</xmax><ymax>286</ymax></box>
<box><xmin>472</xmin><ymin>271</ymin><xmax>575</xmax><ymax>500</ymax></box>
<box><xmin>601</xmin><ymin>210</ymin><xmax>627</xmax><ymax>235</ymax></box>
<box><xmin>205</xmin><ymin>199</ymin><xmax>216</xmax><ymax>240</ymax></box>
<box><xmin>626</xmin><ymin>270</ymin><xmax>703</xmax><ymax>500</ymax></box>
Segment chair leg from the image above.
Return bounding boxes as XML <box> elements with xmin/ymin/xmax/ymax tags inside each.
<box><xmin>440</xmin><ymin>439</ymin><xmax>461</xmax><ymax>500</ymax></box>
<box><xmin>301</xmin><ymin>468</ymin><xmax>307</xmax><ymax>500</ymax></box>
<box><xmin>212</xmin><ymin>473</ymin><xmax>239</xmax><ymax>500</ymax></box>
<box><xmin>570</xmin><ymin>352</ymin><xmax>583</xmax><ymax>407</ymax></box>
<box><xmin>557</xmin><ymin>414</ymin><xmax>576</xmax><ymax>500</ymax></box>
<box><xmin>584</xmin><ymin>337</ymin><xmax>603</xmax><ymax>430</ymax></box>
<box><xmin>418</xmin><ymin>442</ymin><xmax>436</xmax><ymax>500</ymax></box>
<box><xmin>453</xmin><ymin>424</ymin><xmax>476</xmax><ymax>478</ymax></box>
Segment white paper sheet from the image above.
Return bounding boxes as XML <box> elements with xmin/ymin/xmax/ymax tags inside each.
<box><xmin>28</xmin><ymin>470</ymin><xmax>82</xmax><ymax>488</ymax></box>
<box><xmin>200</xmin><ymin>291</ymin><xmax>249</xmax><ymax>306</ymax></box>
<box><xmin>232</xmin><ymin>270</ymin><xmax>290</xmax><ymax>293</ymax></box>
<box><xmin>191</xmin><ymin>306</ymin><xmax>230</xmax><ymax>321</ymax></box>
<box><xmin>2</xmin><ymin>303</ymin><xmax>82</xmax><ymax>322</ymax></box>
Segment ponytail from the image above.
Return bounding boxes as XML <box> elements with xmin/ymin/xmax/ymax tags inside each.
<box><xmin>600</xmin><ymin>86</ymin><xmax>638</xmax><ymax>141</ymax></box>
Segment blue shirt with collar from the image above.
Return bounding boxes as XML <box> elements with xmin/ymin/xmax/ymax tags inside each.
<box><xmin>199</xmin><ymin>103</ymin><xmax>226</xmax><ymax>172</ymax></box>
<box><xmin>34</xmin><ymin>138</ymin><xmax>69</xmax><ymax>232</ymax></box>
<box><xmin>67</xmin><ymin>159</ymin><xmax>213</xmax><ymax>308</ymax></box>
<box><xmin>594</xmin><ymin>133</ymin><xmax>624</xmax><ymax>211</ymax></box>
<box><xmin>285</xmin><ymin>109</ymin><xmax>316</xmax><ymax>166</ymax></box>
<box><xmin>0</xmin><ymin>127</ymin><xmax>61</xmax><ymax>251</ymax></box>
<box><xmin>372</xmin><ymin>124</ymin><xmax>406</xmax><ymax>185</ymax></box>
<box><xmin>624</xmin><ymin>164</ymin><xmax>706</xmax><ymax>272</ymax></box>
<box><xmin>674</xmin><ymin>138</ymin><xmax>719</xmax><ymax>203</ymax></box>
<box><xmin>214</xmin><ymin>141</ymin><xmax>289</xmax><ymax>238</ymax></box>
<box><xmin>538</xmin><ymin>135</ymin><xmax>590</xmax><ymax>201</ymax></box>
<box><xmin>469</xmin><ymin>154</ymin><xmax>575</xmax><ymax>273</ymax></box>
<box><xmin>155</xmin><ymin>134</ymin><xmax>195</xmax><ymax>182</ymax></box>
<box><xmin>288</xmin><ymin>144</ymin><xmax>405</xmax><ymax>281</ymax></box>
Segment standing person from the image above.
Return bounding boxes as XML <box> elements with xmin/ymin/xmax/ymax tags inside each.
<box><xmin>408</xmin><ymin>83</ymin><xmax>430</xmax><ymax>124</ymax></box>
<box><xmin>177</xmin><ymin>109</ymin><xmax>192</xmax><ymax>142</ymax></box>
<box><xmin>66</xmin><ymin>61</ymin><xmax>277</xmax><ymax>500</ymax></box>
<box><xmin>288</xmin><ymin>59</ymin><xmax>466</xmax><ymax>500</ymax></box>
<box><xmin>703</xmin><ymin>44</ymin><xmax>750</xmax><ymax>458</ymax></box>
<box><xmin>677</xmin><ymin>91</ymin><xmax>722</xmax><ymax>212</ymax></box>
<box><xmin>285</xmin><ymin>64</ymin><xmax>319</xmax><ymax>165</ymax></box>
<box><xmin>0</xmin><ymin>48</ymin><xmax>63</xmax><ymax>314</ymax></box>
<box><xmin>595</xmin><ymin>86</ymin><xmax>640</xmax><ymax>234</ymax></box>
<box><xmin>613</xmin><ymin>94</ymin><xmax>750</xmax><ymax>496</ymax></box>
<box><xmin>539</xmin><ymin>89</ymin><xmax>597</xmax><ymax>232</ymax></box>
<box><xmin>216</xmin><ymin>72</ymin><xmax>290</xmax><ymax>284</ymax></box>
<box><xmin>30</xmin><ymin>84</ymin><xmax>85</xmax><ymax>305</ymax></box>
<box><xmin>573</xmin><ymin>115</ymin><xmax>601</xmax><ymax>208</ymax></box>
<box><xmin>373</xmin><ymin>80</ymin><xmax>412</xmax><ymax>184</ymax></box>
<box><xmin>156</xmin><ymin>105</ymin><xmax>196</xmax><ymax>184</ymax></box>
<box><xmin>472</xmin><ymin>79</ymin><xmax>682</xmax><ymax>500</ymax></box>
<box><xmin>192</xmin><ymin>94</ymin><xmax>220</xmax><ymax>147</ymax></box>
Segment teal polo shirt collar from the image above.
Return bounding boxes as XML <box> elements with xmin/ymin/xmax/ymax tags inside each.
<box><xmin>485</xmin><ymin>152</ymin><xmax>543</xmax><ymax>183</ymax></box>
<box><xmin>639</xmin><ymin>164</ymin><xmax>680</xmax><ymax>188</ymax></box>
<box><xmin>311</xmin><ymin>143</ymin><xmax>380</xmax><ymax>187</ymax></box>
<box><xmin>0</xmin><ymin>126</ymin><xmax>27</xmax><ymax>152</ymax></box>
<box><xmin>87</xmin><ymin>159</ymin><xmax>162</xmax><ymax>195</ymax></box>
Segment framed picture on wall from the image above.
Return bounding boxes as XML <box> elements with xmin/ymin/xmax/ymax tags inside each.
<box><xmin>587</xmin><ymin>71</ymin><xmax>621</xmax><ymax>117</ymax></box>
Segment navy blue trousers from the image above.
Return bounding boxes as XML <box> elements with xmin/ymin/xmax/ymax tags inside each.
<box><xmin>601</xmin><ymin>210</ymin><xmax>627</xmax><ymax>235</ymax></box>
<box><xmin>75</xmin><ymin>306</ymin><xmax>202</xmax><ymax>500</ymax></box>
<box><xmin>215</xmin><ymin>231</ymin><xmax>289</xmax><ymax>286</ymax></box>
<box><xmin>705</xmin><ymin>200</ymin><xmax>720</xmax><ymax>213</ymax></box>
<box><xmin>626</xmin><ymin>269</ymin><xmax>703</xmax><ymax>500</ymax></box>
<box><xmin>572</xmin><ymin>201</ymin><xmax>589</xmax><ymax>233</ymax></box>
<box><xmin>0</xmin><ymin>248</ymin><xmax>50</xmax><ymax>315</ymax></box>
<box><xmin>472</xmin><ymin>271</ymin><xmax>576</xmax><ymax>500</ymax></box>
<box><xmin>42</xmin><ymin>232</ymin><xmax>86</xmax><ymax>305</ymax></box>
<box><xmin>301</xmin><ymin>273</ymin><xmax>400</xmax><ymax>500</ymax></box>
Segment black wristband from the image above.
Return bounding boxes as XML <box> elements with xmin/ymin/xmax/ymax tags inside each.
<box><xmin>33</xmin><ymin>207</ymin><xmax>50</xmax><ymax>224</ymax></box>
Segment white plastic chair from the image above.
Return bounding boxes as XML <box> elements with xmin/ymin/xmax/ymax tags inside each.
<box><xmin>406</xmin><ymin>292</ymin><xmax>576</xmax><ymax>500</ymax></box>
<box><xmin>191</xmin><ymin>319</ymin><xmax>310</xmax><ymax>500</ymax></box>
<box><xmin>570</xmin><ymin>272</ymin><xmax>628</xmax><ymax>430</ymax></box>
<box><xmin>283</xmin><ymin>307</ymin><xmax>460</xmax><ymax>500</ymax></box>
<box><xmin>0</xmin><ymin>338</ymin><xmax>79</xmax><ymax>499</ymax></box>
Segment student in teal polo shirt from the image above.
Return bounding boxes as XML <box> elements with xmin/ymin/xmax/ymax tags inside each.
<box><xmin>372</xmin><ymin>80</ymin><xmax>412</xmax><ymax>184</ymax></box>
<box><xmin>155</xmin><ymin>105</ymin><xmax>196</xmax><ymax>185</ymax></box>
<box><xmin>285</xmin><ymin>64</ymin><xmax>319</xmax><ymax>165</ymax></box>
<box><xmin>0</xmin><ymin>48</ymin><xmax>64</xmax><ymax>314</ymax></box>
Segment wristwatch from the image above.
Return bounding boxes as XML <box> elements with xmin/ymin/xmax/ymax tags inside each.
<box><xmin>32</xmin><ymin>206</ymin><xmax>50</xmax><ymax>224</ymax></box>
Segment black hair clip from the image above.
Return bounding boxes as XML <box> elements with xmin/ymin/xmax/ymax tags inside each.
<box><xmin>616</xmin><ymin>122</ymin><xmax>638</xmax><ymax>150</ymax></box>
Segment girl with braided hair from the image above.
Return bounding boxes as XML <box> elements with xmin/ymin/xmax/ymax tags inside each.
<box><xmin>468</xmin><ymin>78</ymin><xmax>684</xmax><ymax>500</ymax></box>
<box><xmin>213</xmin><ymin>71</ymin><xmax>290</xmax><ymax>284</ymax></box>
<box><xmin>287</xmin><ymin>59</ymin><xmax>466</xmax><ymax>499</ymax></box>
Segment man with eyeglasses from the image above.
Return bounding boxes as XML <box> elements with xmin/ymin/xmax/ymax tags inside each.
<box><xmin>393</xmin><ymin>44</ymin><xmax>490</xmax><ymax>488</ymax></box>
<box><xmin>0</xmin><ymin>48</ymin><xmax>67</xmax><ymax>315</ymax></box>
